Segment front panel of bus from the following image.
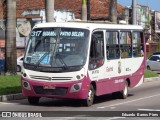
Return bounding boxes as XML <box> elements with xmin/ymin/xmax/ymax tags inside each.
<box><xmin>21</xmin><ymin>27</ymin><xmax>91</xmax><ymax>99</ymax></box>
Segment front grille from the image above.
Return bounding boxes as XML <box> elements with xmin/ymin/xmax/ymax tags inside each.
<box><xmin>30</xmin><ymin>75</ymin><xmax>72</xmax><ymax>81</ymax></box>
<box><xmin>33</xmin><ymin>86</ymin><xmax>68</xmax><ymax>96</ymax></box>
<box><xmin>30</xmin><ymin>75</ymin><xmax>50</xmax><ymax>80</ymax></box>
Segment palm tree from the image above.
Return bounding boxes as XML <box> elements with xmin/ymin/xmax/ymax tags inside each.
<box><xmin>45</xmin><ymin>0</ymin><xmax>54</xmax><ymax>22</ymax></box>
<box><xmin>5</xmin><ymin>0</ymin><xmax>17</xmax><ymax>74</ymax></box>
<box><xmin>109</xmin><ymin>0</ymin><xmax>117</xmax><ymax>23</ymax></box>
<box><xmin>81</xmin><ymin>0</ymin><xmax>87</xmax><ymax>20</ymax></box>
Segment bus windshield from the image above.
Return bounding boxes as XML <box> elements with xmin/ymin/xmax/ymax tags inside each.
<box><xmin>24</xmin><ymin>28</ymin><xmax>89</xmax><ymax>72</ymax></box>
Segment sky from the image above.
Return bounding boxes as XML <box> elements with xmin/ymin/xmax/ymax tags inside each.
<box><xmin>117</xmin><ymin>0</ymin><xmax>160</xmax><ymax>11</ymax></box>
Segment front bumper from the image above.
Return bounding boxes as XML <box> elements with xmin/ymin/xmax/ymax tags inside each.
<box><xmin>21</xmin><ymin>77</ymin><xmax>90</xmax><ymax>99</ymax></box>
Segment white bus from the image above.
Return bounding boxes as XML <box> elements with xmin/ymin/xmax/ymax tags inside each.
<box><xmin>21</xmin><ymin>22</ymin><xmax>145</xmax><ymax>106</ymax></box>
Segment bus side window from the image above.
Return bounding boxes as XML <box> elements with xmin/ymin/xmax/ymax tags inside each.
<box><xmin>89</xmin><ymin>31</ymin><xmax>104</xmax><ymax>70</ymax></box>
<box><xmin>120</xmin><ymin>31</ymin><xmax>132</xmax><ymax>58</ymax></box>
<box><xmin>106</xmin><ymin>31</ymin><xmax>119</xmax><ymax>59</ymax></box>
<box><xmin>133</xmin><ymin>32</ymin><xmax>143</xmax><ymax>57</ymax></box>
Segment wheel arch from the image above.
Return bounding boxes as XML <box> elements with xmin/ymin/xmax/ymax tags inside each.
<box><xmin>90</xmin><ymin>81</ymin><xmax>96</xmax><ymax>94</ymax></box>
<box><xmin>126</xmin><ymin>78</ymin><xmax>130</xmax><ymax>87</ymax></box>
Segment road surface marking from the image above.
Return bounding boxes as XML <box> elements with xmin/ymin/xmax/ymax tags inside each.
<box><xmin>0</xmin><ymin>102</ymin><xmax>12</xmax><ymax>105</ymax></box>
<box><xmin>138</xmin><ymin>109</ymin><xmax>160</xmax><ymax>111</ymax></box>
<box><xmin>97</xmin><ymin>93</ymin><xmax>160</xmax><ymax>109</ymax></box>
<box><xmin>106</xmin><ymin>117</ymin><xmax>126</xmax><ymax>120</ymax></box>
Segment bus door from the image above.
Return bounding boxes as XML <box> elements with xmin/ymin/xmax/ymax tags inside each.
<box><xmin>106</xmin><ymin>31</ymin><xmax>120</xmax><ymax>77</ymax></box>
<box><xmin>88</xmin><ymin>31</ymin><xmax>105</xmax><ymax>81</ymax></box>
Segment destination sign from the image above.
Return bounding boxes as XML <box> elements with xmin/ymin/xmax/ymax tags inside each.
<box><xmin>31</xmin><ymin>31</ymin><xmax>85</xmax><ymax>37</ymax></box>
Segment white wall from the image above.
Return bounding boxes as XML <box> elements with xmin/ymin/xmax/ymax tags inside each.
<box><xmin>40</xmin><ymin>9</ymin><xmax>75</xmax><ymax>22</ymax></box>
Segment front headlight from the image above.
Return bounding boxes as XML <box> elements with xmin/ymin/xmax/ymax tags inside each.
<box><xmin>22</xmin><ymin>80</ymin><xmax>31</xmax><ymax>90</ymax></box>
<box><xmin>70</xmin><ymin>83</ymin><xmax>82</xmax><ymax>93</ymax></box>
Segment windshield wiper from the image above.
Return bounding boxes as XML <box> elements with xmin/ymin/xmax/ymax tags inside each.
<box><xmin>34</xmin><ymin>52</ymin><xmax>49</xmax><ymax>69</ymax></box>
<box><xmin>55</xmin><ymin>53</ymin><xmax>68</xmax><ymax>69</ymax></box>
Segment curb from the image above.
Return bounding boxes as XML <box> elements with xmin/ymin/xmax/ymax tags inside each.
<box><xmin>0</xmin><ymin>93</ymin><xmax>26</xmax><ymax>102</ymax></box>
<box><xmin>0</xmin><ymin>77</ymin><xmax>159</xmax><ymax>102</ymax></box>
<box><xmin>144</xmin><ymin>77</ymin><xmax>159</xmax><ymax>82</ymax></box>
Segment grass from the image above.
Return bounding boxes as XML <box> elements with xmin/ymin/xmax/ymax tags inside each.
<box><xmin>0</xmin><ymin>75</ymin><xmax>21</xmax><ymax>95</ymax></box>
<box><xmin>144</xmin><ymin>69</ymin><xmax>158</xmax><ymax>78</ymax></box>
<box><xmin>0</xmin><ymin>70</ymin><xmax>158</xmax><ymax>95</ymax></box>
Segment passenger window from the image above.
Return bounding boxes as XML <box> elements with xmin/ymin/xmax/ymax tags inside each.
<box><xmin>133</xmin><ymin>32</ymin><xmax>143</xmax><ymax>57</ymax></box>
<box><xmin>89</xmin><ymin>31</ymin><xmax>104</xmax><ymax>70</ymax></box>
<box><xmin>106</xmin><ymin>31</ymin><xmax>120</xmax><ymax>59</ymax></box>
<box><xmin>120</xmin><ymin>31</ymin><xmax>132</xmax><ymax>58</ymax></box>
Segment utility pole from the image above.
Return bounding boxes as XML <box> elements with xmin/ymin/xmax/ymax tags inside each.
<box><xmin>109</xmin><ymin>0</ymin><xmax>117</xmax><ymax>24</ymax></box>
<box><xmin>132</xmin><ymin>0</ymin><xmax>137</xmax><ymax>25</ymax></box>
<box><xmin>5</xmin><ymin>0</ymin><xmax>17</xmax><ymax>75</ymax></box>
<box><xmin>45</xmin><ymin>0</ymin><xmax>54</xmax><ymax>22</ymax></box>
<box><xmin>124</xmin><ymin>7</ymin><xmax>129</xmax><ymax>24</ymax></box>
<box><xmin>87</xmin><ymin>0</ymin><xmax>90</xmax><ymax>20</ymax></box>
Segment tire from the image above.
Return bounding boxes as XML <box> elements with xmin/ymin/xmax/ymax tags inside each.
<box><xmin>119</xmin><ymin>81</ymin><xmax>128</xmax><ymax>99</ymax></box>
<box><xmin>17</xmin><ymin>65</ymin><xmax>21</xmax><ymax>72</ymax></box>
<box><xmin>84</xmin><ymin>84</ymin><xmax>95</xmax><ymax>106</ymax></box>
<box><xmin>147</xmin><ymin>66</ymin><xmax>151</xmax><ymax>70</ymax></box>
<box><xmin>28</xmin><ymin>97</ymin><xmax>40</xmax><ymax>105</ymax></box>
<box><xmin>112</xmin><ymin>92</ymin><xmax>119</xmax><ymax>99</ymax></box>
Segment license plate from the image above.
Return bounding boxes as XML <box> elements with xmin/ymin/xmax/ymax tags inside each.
<box><xmin>43</xmin><ymin>85</ymin><xmax>56</xmax><ymax>89</ymax></box>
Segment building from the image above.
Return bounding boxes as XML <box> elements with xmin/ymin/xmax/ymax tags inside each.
<box><xmin>127</xmin><ymin>4</ymin><xmax>160</xmax><ymax>54</ymax></box>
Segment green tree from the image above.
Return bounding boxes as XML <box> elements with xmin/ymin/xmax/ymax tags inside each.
<box><xmin>5</xmin><ymin>0</ymin><xmax>17</xmax><ymax>75</ymax></box>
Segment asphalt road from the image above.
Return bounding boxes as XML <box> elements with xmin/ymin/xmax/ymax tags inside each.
<box><xmin>0</xmin><ymin>79</ymin><xmax>160</xmax><ymax>120</ymax></box>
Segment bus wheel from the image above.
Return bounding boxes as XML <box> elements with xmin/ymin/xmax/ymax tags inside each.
<box><xmin>84</xmin><ymin>84</ymin><xmax>95</xmax><ymax>106</ymax></box>
<box><xmin>119</xmin><ymin>81</ymin><xmax>128</xmax><ymax>99</ymax></box>
<box><xmin>28</xmin><ymin>97</ymin><xmax>40</xmax><ymax>105</ymax></box>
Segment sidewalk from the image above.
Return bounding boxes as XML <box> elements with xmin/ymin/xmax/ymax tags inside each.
<box><xmin>0</xmin><ymin>77</ymin><xmax>159</xmax><ymax>102</ymax></box>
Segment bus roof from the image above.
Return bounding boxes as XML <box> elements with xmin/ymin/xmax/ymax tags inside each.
<box><xmin>33</xmin><ymin>22</ymin><xmax>144</xmax><ymax>31</ymax></box>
